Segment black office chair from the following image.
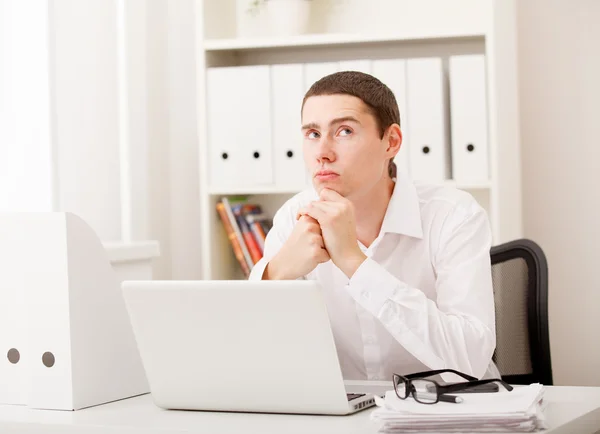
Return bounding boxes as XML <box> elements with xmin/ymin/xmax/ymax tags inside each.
<box><xmin>490</xmin><ymin>239</ymin><xmax>553</xmax><ymax>385</ymax></box>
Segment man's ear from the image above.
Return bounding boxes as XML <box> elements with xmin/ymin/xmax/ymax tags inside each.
<box><xmin>385</xmin><ymin>124</ymin><xmax>402</xmax><ymax>159</ymax></box>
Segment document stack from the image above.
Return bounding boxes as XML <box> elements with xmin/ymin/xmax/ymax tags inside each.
<box><xmin>371</xmin><ymin>384</ymin><xmax>546</xmax><ymax>433</ymax></box>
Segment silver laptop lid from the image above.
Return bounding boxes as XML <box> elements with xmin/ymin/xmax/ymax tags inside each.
<box><xmin>122</xmin><ymin>280</ymin><xmax>352</xmax><ymax>414</ymax></box>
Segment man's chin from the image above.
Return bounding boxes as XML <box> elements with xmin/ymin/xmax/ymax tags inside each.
<box><xmin>315</xmin><ymin>183</ymin><xmax>349</xmax><ymax>198</ymax></box>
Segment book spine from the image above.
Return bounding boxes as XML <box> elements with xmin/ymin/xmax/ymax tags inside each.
<box><xmin>221</xmin><ymin>197</ymin><xmax>254</xmax><ymax>271</ymax></box>
<box><xmin>233</xmin><ymin>207</ymin><xmax>263</xmax><ymax>264</ymax></box>
<box><xmin>243</xmin><ymin>204</ymin><xmax>272</xmax><ymax>239</ymax></box>
<box><xmin>246</xmin><ymin>214</ymin><xmax>266</xmax><ymax>253</ymax></box>
<box><xmin>216</xmin><ymin>202</ymin><xmax>250</xmax><ymax>277</ymax></box>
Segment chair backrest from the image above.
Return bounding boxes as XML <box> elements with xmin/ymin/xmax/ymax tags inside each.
<box><xmin>490</xmin><ymin>239</ymin><xmax>553</xmax><ymax>385</ymax></box>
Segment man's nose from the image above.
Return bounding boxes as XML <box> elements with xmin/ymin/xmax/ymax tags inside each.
<box><xmin>316</xmin><ymin>135</ymin><xmax>335</xmax><ymax>163</ymax></box>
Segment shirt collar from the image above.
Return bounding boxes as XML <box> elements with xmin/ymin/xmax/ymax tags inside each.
<box><xmin>380</xmin><ymin>172</ymin><xmax>424</xmax><ymax>239</ymax></box>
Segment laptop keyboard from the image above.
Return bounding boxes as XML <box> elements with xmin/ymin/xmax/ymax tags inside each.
<box><xmin>346</xmin><ymin>393</ymin><xmax>366</xmax><ymax>401</ymax></box>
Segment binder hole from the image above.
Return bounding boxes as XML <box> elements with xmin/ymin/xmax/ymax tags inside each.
<box><xmin>221</xmin><ymin>152</ymin><xmax>228</xmax><ymax>160</ymax></box>
<box><xmin>422</xmin><ymin>146</ymin><xmax>430</xmax><ymax>154</ymax></box>
<box><xmin>467</xmin><ymin>144</ymin><xmax>475</xmax><ymax>152</ymax></box>
<box><xmin>42</xmin><ymin>352</ymin><xmax>55</xmax><ymax>368</ymax></box>
<box><xmin>286</xmin><ymin>150</ymin><xmax>294</xmax><ymax>158</ymax></box>
<box><xmin>253</xmin><ymin>151</ymin><xmax>260</xmax><ymax>159</ymax></box>
<box><xmin>7</xmin><ymin>348</ymin><xmax>20</xmax><ymax>364</ymax></box>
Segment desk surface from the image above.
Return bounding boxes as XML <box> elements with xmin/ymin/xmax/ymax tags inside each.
<box><xmin>1</xmin><ymin>382</ymin><xmax>600</xmax><ymax>434</ymax></box>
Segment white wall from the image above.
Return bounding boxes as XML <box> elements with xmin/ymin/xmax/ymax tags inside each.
<box><xmin>0</xmin><ymin>0</ymin><xmax>54</xmax><ymax>212</ymax></box>
<box><xmin>166</xmin><ymin>0</ymin><xmax>202</xmax><ymax>279</ymax></box>
<box><xmin>517</xmin><ymin>0</ymin><xmax>600</xmax><ymax>386</ymax></box>
<box><xmin>122</xmin><ymin>0</ymin><xmax>149</xmax><ymax>242</ymax></box>
<box><xmin>50</xmin><ymin>0</ymin><xmax>123</xmax><ymax>241</ymax></box>
<box><xmin>145</xmin><ymin>0</ymin><xmax>202</xmax><ymax>280</ymax></box>
<box><xmin>0</xmin><ymin>0</ymin><xmax>202</xmax><ymax>280</ymax></box>
<box><xmin>145</xmin><ymin>0</ymin><xmax>172</xmax><ymax>279</ymax></box>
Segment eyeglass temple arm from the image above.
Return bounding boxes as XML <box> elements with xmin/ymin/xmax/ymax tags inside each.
<box><xmin>439</xmin><ymin>379</ymin><xmax>514</xmax><ymax>394</ymax></box>
<box><xmin>404</xmin><ymin>369</ymin><xmax>478</xmax><ymax>382</ymax></box>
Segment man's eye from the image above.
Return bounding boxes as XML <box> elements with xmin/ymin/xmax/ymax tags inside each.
<box><xmin>339</xmin><ymin>128</ymin><xmax>352</xmax><ymax>136</ymax></box>
<box><xmin>307</xmin><ymin>131</ymin><xmax>320</xmax><ymax>139</ymax></box>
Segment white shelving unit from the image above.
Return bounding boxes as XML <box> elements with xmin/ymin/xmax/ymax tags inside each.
<box><xmin>195</xmin><ymin>0</ymin><xmax>522</xmax><ymax>280</ymax></box>
<box><xmin>202</xmin><ymin>31</ymin><xmax>487</xmax><ymax>52</ymax></box>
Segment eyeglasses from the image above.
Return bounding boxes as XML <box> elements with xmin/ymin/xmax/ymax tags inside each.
<box><xmin>392</xmin><ymin>369</ymin><xmax>514</xmax><ymax>404</ymax></box>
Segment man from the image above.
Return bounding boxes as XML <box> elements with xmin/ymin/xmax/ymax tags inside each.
<box><xmin>249</xmin><ymin>71</ymin><xmax>498</xmax><ymax>381</ymax></box>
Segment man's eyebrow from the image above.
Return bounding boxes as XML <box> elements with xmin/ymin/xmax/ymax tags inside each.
<box><xmin>301</xmin><ymin>122</ymin><xmax>319</xmax><ymax>131</ymax></box>
<box><xmin>301</xmin><ymin>116</ymin><xmax>361</xmax><ymax>131</ymax></box>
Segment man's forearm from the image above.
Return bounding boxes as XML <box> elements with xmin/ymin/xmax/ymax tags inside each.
<box><xmin>337</xmin><ymin>250</ymin><xmax>367</xmax><ymax>279</ymax></box>
<box><xmin>262</xmin><ymin>262</ymin><xmax>275</xmax><ymax>280</ymax></box>
<box><xmin>262</xmin><ymin>258</ymin><xmax>288</xmax><ymax>280</ymax></box>
<box><xmin>346</xmin><ymin>257</ymin><xmax>495</xmax><ymax>379</ymax></box>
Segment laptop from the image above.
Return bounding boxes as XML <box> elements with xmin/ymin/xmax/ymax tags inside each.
<box><xmin>121</xmin><ymin>279</ymin><xmax>376</xmax><ymax>415</ymax></box>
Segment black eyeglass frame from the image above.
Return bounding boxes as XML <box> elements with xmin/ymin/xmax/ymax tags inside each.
<box><xmin>392</xmin><ymin>369</ymin><xmax>514</xmax><ymax>404</ymax></box>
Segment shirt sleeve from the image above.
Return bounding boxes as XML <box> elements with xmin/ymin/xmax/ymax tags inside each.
<box><xmin>248</xmin><ymin>201</ymin><xmax>296</xmax><ymax>281</ymax></box>
<box><xmin>345</xmin><ymin>203</ymin><xmax>496</xmax><ymax>379</ymax></box>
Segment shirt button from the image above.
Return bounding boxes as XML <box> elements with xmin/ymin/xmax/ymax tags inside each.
<box><xmin>372</xmin><ymin>375</ymin><xmax>380</xmax><ymax>380</ymax></box>
<box><xmin>365</xmin><ymin>336</ymin><xmax>375</xmax><ymax>344</ymax></box>
<box><xmin>362</xmin><ymin>291</ymin><xmax>371</xmax><ymax>301</ymax></box>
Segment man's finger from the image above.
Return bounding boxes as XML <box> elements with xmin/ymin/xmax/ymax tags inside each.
<box><xmin>313</xmin><ymin>234</ymin><xmax>326</xmax><ymax>249</ymax></box>
<box><xmin>317</xmin><ymin>247</ymin><xmax>331</xmax><ymax>264</ymax></box>
<box><xmin>308</xmin><ymin>201</ymin><xmax>342</xmax><ymax>215</ymax></box>
<box><xmin>298</xmin><ymin>204</ymin><xmax>327</xmax><ymax>223</ymax></box>
<box><xmin>319</xmin><ymin>187</ymin><xmax>346</xmax><ymax>202</ymax></box>
<box><xmin>300</xmin><ymin>202</ymin><xmax>338</xmax><ymax>217</ymax></box>
<box><xmin>299</xmin><ymin>214</ymin><xmax>319</xmax><ymax>225</ymax></box>
<box><xmin>297</xmin><ymin>208</ymin><xmax>319</xmax><ymax>222</ymax></box>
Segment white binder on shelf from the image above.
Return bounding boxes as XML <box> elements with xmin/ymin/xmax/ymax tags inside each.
<box><xmin>372</xmin><ymin>59</ymin><xmax>410</xmax><ymax>178</ymax></box>
<box><xmin>449</xmin><ymin>54</ymin><xmax>490</xmax><ymax>183</ymax></box>
<box><xmin>0</xmin><ymin>212</ymin><xmax>153</xmax><ymax>410</ymax></box>
<box><xmin>406</xmin><ymin>57</ymin><xmax>450</xmax><ymax>182</ymax></box>
<box><xmin>206</xmin><ymin>65</ymin><xmax>273</xmax><ymax>191</ymax></box>
<box><xmin>303</xmin><ymin>62</ymin><xmax>339</xmax><ymax>92</ymax></box>
<box><xmin>338</xmin><ymin>59</ymin><xmax>372</xmax><ymax>74</ymax></box>
<box><xmin>271</xmin><ymin>63</ymin><xmax>307</xmax><ymax>191</ymax></box>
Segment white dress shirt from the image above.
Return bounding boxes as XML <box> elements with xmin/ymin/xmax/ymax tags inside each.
<box><xmin>249</xmin><ymin>173</ymin><xmax>500</xmax><ymax>381</ymax></box>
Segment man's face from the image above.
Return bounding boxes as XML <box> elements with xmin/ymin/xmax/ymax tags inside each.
<box><xmin>301</xmin><ymin>94</ymin><xmax>396</xmax><ymax>199</ymax></box>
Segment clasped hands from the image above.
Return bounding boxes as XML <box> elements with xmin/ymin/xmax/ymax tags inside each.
<box><xmin>266</xmin><ymin>188</ymin><xmax>367</xmax><ymax>280</ymax></box>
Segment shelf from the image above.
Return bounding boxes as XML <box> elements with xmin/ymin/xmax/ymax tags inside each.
<box><xmin>203</xmin><ymin>31</ymin><xmax>485</xmax><ymax>52</ymax></box>
<box><xmin>208</xmin><ymin>181</ymin><xmax>491</xmax><ymax>196</ymax></box>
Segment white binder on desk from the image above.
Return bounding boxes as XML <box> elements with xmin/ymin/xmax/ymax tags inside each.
<box><xmin>406</xmin><ymin>58</ymin><xmax>449</xmax><ymax>182</ymax></box>
<box><xmin>206</xmin><ymin>65</ymin><xmax>273</xmax><ymax>191</ymax></box>
<box><xmin>372</xmin><ymin>59</ymin><xmax>410</xmax><ymax>177</ymax></box>
<box><xmin>449</xmin><ymin>54</ymin><xmax>489</xmax><ymax>183</ymax></box>
<box><xmin>0</xmin><ymin>213</ymin><xmax>150</xmax><ymax>410</ymax></box>
<box><xmin>0</xmin><ymin>215</ymin><xmax>28</xmax><ymax>406</ymax></box>
<box><xmin>271</xmin><ymin>63</ymin><xmax>306</xmax><ymax>191</ymax></box>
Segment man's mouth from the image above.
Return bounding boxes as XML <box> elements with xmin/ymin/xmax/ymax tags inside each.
<box><xmin>315</xmin><ymin>170</ymin><xmax>339</xmax><ymax>181</ymax></box>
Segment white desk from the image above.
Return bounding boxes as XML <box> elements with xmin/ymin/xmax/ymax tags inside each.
<box><xmin>1</xmin><ymin>382</ymin><xmax>599</xmax><ymax>434</ymax></box>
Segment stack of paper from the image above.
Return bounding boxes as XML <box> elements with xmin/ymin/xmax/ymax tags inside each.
<box><xmin>371</xmin><ymin>383</ymin><xmax>547</xmax><ymax>433</ymax></box>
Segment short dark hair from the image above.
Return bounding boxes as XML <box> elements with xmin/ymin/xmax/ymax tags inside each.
<box><xmin>301</xmin><ymin>71</ymin><xmax>400</xmax><ymax>178</ymax></box>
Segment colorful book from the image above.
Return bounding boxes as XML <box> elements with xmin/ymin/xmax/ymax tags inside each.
<box><xmin>221</xmin><ymin>197</ymin><xmax>254</xmax><ymax>272</ymax></box>
<box><xmin>232</xmin><ymin>204</ymin><xmax>263</xmax><ymax>264</ymax></box>
<box><xmin>241</xmin><ymin>204</ymin><xmax>270</xmax><ymax>253</ymax></box>
<box><xmin>216</xmin><ymin>201</ymin><xmax>250</xmax><ymax>277</ymax></box>
<box><xmin>216</xmin><ymin>198</ymin><xmax>275</xmax><ymax>274</ymax></box>
<box><xmin>245</xmin><ymin>213</ymin><xmax>266</xmax><ymax>253</ymax></box>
